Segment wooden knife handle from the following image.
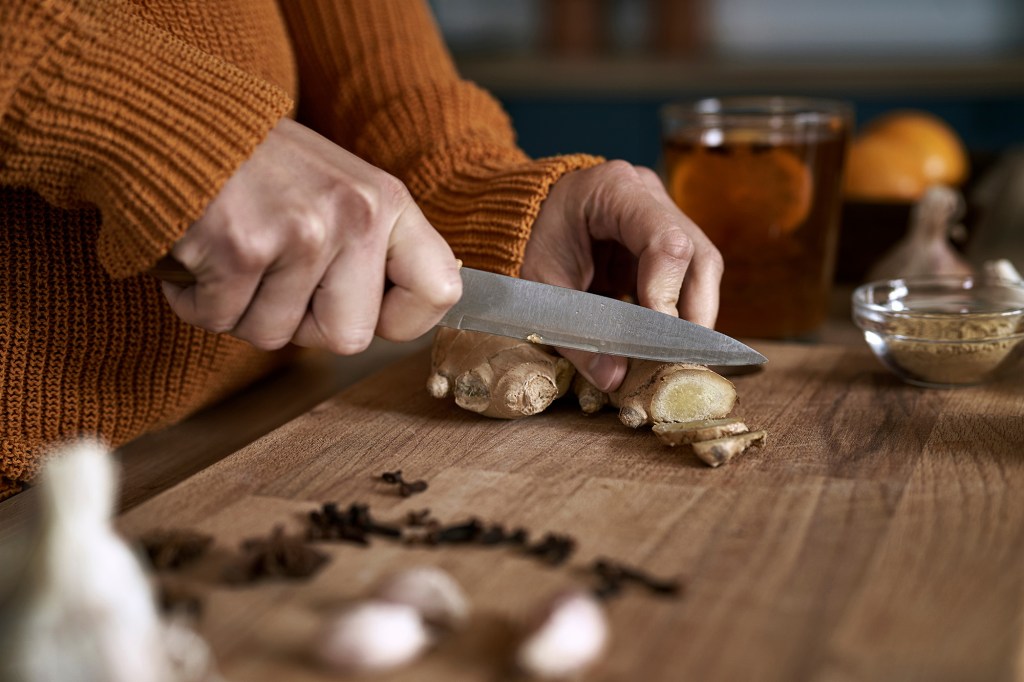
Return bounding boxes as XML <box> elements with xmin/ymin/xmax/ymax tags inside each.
<box><xmin>149</xmin><ymin>256</ymin><xmax>198</xmax><ymax>286</ymax></box>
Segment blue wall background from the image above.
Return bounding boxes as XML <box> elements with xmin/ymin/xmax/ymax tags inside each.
<box><xmin>501</xmin><ymin>96</ymin><xmax>1024</xmax><ymax>169</ymax></box>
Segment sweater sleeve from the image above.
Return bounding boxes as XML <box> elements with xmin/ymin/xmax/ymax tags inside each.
<box><xmin>0</xmin><ymin>0</ymin><xmax>294</xmax><ymax>278</ymax></box>
<box><xmin>277</xmin><ymin>0</ymin><xmax>603</xmax><ymax>276</ymax></box>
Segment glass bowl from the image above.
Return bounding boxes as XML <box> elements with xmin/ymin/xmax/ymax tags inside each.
<box><xmin>852</xmin><ymin>276</ymin><xmax>1024</xmax><ymax>388</ymax></box>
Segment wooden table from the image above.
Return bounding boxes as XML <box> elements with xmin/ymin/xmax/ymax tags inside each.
<box><xmin>9</xmin><ymin>336</ymin><xmax>1023</xmax><ymax>681</ymax></box>
<box><xmin>3</xmin><ymin>332</ymin><xmax>1023</xmax><ymax>681</ymax></box>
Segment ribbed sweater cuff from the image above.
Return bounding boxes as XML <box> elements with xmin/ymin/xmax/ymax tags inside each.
<box><xmin>0</xmin><ymin>1</ymin><xmax>294</xmax><ymax>277</ymax></box>
<box><xmin>352</xmin><ymin>79</ymin><xmax>605</xmax><ymax>276</ymax></box>
<box><xmin>412</xmin><ymin>148</ymin><xmax>606</xmax><ymax>276</ymax></box>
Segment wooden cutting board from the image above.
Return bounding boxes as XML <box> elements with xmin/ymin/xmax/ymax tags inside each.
<box><xmin>117</xmin><ymin>342</ymin><xmax>1024</xmax><ymax>682</ymax></box>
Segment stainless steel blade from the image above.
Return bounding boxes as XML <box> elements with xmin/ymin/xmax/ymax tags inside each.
<box><xmin>439</xmin><ymin>268</ymin><xmax>767</xmax><ymax>366</ymax></box>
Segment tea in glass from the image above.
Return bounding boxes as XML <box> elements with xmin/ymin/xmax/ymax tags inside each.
<box><xmin>661</xmin><ymin>97</ymin><xmax>851</xmax><ymax>339</ymax></box>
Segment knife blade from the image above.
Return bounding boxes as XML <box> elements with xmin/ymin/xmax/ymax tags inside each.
<box><xmin>148</xmin><ymin>257</ymin><xmax>765</xmax><ymax>366</ymax></box>
<box><xmin>443</xmin><ymin>268</ymin><xmax>765</xmax><ymax>366</ymax></box>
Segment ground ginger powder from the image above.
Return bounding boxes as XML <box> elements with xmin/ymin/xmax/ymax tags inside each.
<box><xmin>884</xmin><ymin>315</ymin><xmax>1024</xmax><ymax>385</ymax></box>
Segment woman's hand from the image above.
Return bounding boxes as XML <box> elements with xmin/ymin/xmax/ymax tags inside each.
<box><xmin>161</xmin><ymin>118</ymin><xmax>462</xmax><ymax>354</ymax></box>
<box><xmin>521</xmin><ymin>160</ymin><xmax>723</xmax><ymax>392</ymax></box>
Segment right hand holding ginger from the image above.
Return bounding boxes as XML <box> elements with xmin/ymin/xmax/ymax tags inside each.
<box><xmin>161</xmin><ymin>118</ymin><xmax>462</xmax><ymax>354</ymax></box>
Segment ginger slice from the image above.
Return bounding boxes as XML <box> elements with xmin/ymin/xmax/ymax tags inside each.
<box><xmin>652</xmin><ymin>418</ymin><xmax>748</xmax><ymax>447</ymax></box>
<box><xmin>427</xmin><ymin>328</ymin><xmax>574</xmax><ymax>419</ymax></box>
<box><xmin>691</xmin><ymin>430</ymin><xmax>767</xmax><ymax>468</ymax></box>
<box><xmin>610</xmin><ymin>360</ymin><xmax>737</xmax><ymax>429</ymax></box>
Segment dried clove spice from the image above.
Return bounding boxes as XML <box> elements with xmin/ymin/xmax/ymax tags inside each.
<box><xmin>308</xmin><ymin>502</ymin><xmax>368</xmax><ymax>545</ymax></box>
<box><xmin>303</xmin><ymin>490</ymin><xmax>679</xmax><ymax>606</ymax></box>
<box><xmin>308</xmin><ymin>502</ymin><xmax>402</xmax><ymax>545</ymax></box>
<box><xmin>590</xmin><ymin>558</ymin><xmax>683</xmax><ymax>600</ymax></box>
<box><xmin>428</xmin><ymin>518</ymin><xmax>484</xmax><ymax>545</ymax></box>
<box><xmin>506</xmin><ymin>528</ymin><xmax>529</xmax><ymax>546</ymax></box>
<box><xmin>138</xmin><ymin>528</ymin><xmax>213</xmax><ymax>571</ymax></box>
<box><xmin>155</xmin><ymin>578</ymin><xmax>204</xmax><ymax>619</ymax></box>
<box><xmin>481</xmin><ymin>524</ymin><xmax>532</xmax><ymax>547</ymax></box>
<box><xmin>524</xmin><ymin>533</ymin><xmax>577</xmax><ymax>567</ymax></box>
<box><xmin>224</xmin><ymin>526</ymin><xmax>329</xmax><ymax>585</ymax></box>
<box><xmin>348</xmin><ymin>503</ymin><xmax>404</xmax><ymax>539</ymax></box>
<box><xmin>380</xmin><ymin>470</ymin><xmax>429</xmax><ymax>497</ymax></box>
<box><xmin>593</xmin><ymin>569</ymin><xmax>622</xmax><ymax>598</ymax></box>
<box><xmin>405</xmin><ymin>508</ymin><xmax>439</xmax><ymax>528</ymax></box>
<box><xmin>478</xmin><ymin>524</ymin><xmax>508</xmax><ymax>546</ymax></box>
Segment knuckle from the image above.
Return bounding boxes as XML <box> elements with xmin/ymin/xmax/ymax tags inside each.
<box><xmin>376</xmin><ymin>171</ymin><xmax>412</xmax><ymax>207</ymax></box>
<box><xmin>336</xmin><ymin>186</ymin><xmax>374</xmax><ymax>237</ymax></box>
<box><xmin>598</xmin><ymin>159</ymin><xmax>642</xmax><ymax>185</ymax></box>
<box><xmin>286</xmin><ymin>211</ymin><xmax>329</xmax><ymax>255</ymax></box>
<box><xmin>704</xmin><ymin>245</ymin><xmax>725</xmax><ymax>275</ymax></box>
<box><xmin>634</xmin><ymin>165</ymin><xmax>661</xmax><ymax>185</ymax></box>
<box><xmin>194</xmin><ymin>313</ymin><xmax>238</xmax><ymax>335</ymax></box>
<box><xmin>656</xmin><ymin>228</ymin><xmax>696</xmax><ymax>262</ymax></box>
<box><xmin>331</xmin><ymin>171</ymin><xmax>410</xmax><ymax>240</ymax></box>
<box><xmin>326</xmin><ymin>328</ymin><xmax>374</xmax><ymax>356</ymax></box>
<box><xmin>245</xmin><ymin>334</ymin><xmax>292</xmax><ymax>351</ymax></box>
<box><xmin>423</xmin><ymin>269</ymin><xmax>463</xmax><ymax>311</ymax></box>
<box><xmin>220</xmin><ymin>233</ymin><xmax>274</xmax><ymax>274</ymax></box>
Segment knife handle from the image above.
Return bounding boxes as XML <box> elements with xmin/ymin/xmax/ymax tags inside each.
<box><xmin>149</xmin><ymin>256</ymin><xmax>197</xmax><ymax>286</ymax></box>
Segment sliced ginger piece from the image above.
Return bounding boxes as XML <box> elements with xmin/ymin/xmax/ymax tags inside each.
<box><xmin>652</xmin><ymin>418</ymin><xmax>749</xmax><ymax>447</ymax></box>
<box><xmin>610</xmin><ymin>360</ymin><xmax>737</xmax><ymax>429</ymax></box>
<box><xmin>692</xmin><ymin>430</ymin><xmax>767</xmax><ymax>468</ymax></box>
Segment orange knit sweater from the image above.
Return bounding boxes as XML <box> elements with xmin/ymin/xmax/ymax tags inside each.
<box><xmin>0</xmin><ymin>0</ymin><xmax>602</xmax><ymax>499</ymax></box>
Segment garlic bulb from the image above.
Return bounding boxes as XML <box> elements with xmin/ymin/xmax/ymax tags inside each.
<box><xmin>0</xmin><ymin>440</ymin><xmax>219</xmax><ymax>682</ymax></box>
<box><xmin>868</xmin><ymin>185</ymin><xmax>973</xmax><ymax>281</ymax></box>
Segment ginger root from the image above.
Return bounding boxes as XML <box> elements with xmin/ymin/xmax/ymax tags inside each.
<box><xmin>428</xmin><ymin>332</ymin><xmax>739</xmax><ymax>431</ymax></box>
<box><xmin>573</xmin><ymin>374</ymin><xmax>609</xmax><ymax>415</ymax></box>
<box><xmin>428</xmin><ymin>329</ymin><xmax>574</xmax><ymax>419</ymax></box>
<box><xmin>427</xmin><ymin>330</ymin><xmax>766</xmax><ymax>465</ymax></box>
<box><xmin>606</xmin><ymin>360</ymin><xmax>737</xmax><ymax>429</ymax></box>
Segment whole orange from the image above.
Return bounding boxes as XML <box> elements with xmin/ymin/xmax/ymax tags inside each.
<box><xmin>842</xmin><ymin>110</ymin><xmax>969</xmax><ymax>201</ymax></box>
<box><xmin>843</xmin><ymin>134</ymin><xmax>928</xmax><ymax>202</ymax></box>
<box><xmin>864</xmin><ymin>110</ymin><xmax>969</xmax><ymax>186</ymax></box>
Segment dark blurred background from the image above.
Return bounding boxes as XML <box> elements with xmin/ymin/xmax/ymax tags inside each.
<box><xmin>430</xmin><ymin>0</ymin><xmax>1024</xmax><ymax>282</ymax></box>
<box><xmin>430</xmin><ymin>0</ymin><xmax>1024</xmax><ymax>167</ymax></box>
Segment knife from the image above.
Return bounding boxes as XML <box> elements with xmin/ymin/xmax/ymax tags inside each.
<box><xmin>149</xmin><ymin>257</ymin><xmax>766</xmax><ymax>366</ymax></box>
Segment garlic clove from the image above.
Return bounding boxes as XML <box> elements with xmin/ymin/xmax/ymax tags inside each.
<box><xmin>517</xmin><ymin>590</ymin><xmax>609</xmax><ymax>679</ymax></box>
<box><xmin>373</xmin><ymin>566</ymin><xmax>470</xmax><ymax>630</ymax></box>
<box><xmin>315</xmin><ymin>601</ymin><xmax>433</xmax><ymax>674</ymax></box>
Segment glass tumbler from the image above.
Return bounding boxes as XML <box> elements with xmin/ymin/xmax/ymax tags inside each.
<box><xmin>661</xmin><ymin>96</ymin><xmax>852</xmax><ymax>339</ymax></box>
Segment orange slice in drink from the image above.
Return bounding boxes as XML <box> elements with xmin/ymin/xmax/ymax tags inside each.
<box><xmin>669</xmin><ymin>144</ymin><xmax>813</xmax><ymax>238</ymax></box>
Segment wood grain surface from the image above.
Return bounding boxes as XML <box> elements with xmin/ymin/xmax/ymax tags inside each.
<box><xmin>111</xmin><ymin>342</ymin><xmax>1024</xmax><ymax>682</ymax></box>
